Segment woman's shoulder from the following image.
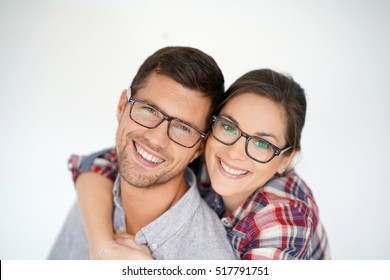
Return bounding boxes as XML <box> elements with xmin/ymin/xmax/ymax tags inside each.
<box><xmin>233</xmin><ymin>172</ymin><xmax>317</xmax><ymax>239</ymax></box>
<box><xmin>230</xmin><ymin>170</ymin><xmax>326</xmax><ymax>259</ymax></box>
<box><xmin>240</xmin><ymin>170</ymin><xmax>320</xmax><ymax>224</ymax></box>
<box><xmin>260</xmin><ymin>169</ymin><xmax>316</xmax><ymax>207</ymax></box>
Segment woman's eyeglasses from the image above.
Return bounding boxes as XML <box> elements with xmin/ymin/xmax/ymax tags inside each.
<box><xmin>211</xmin><ymin>116</ymin><xmax>291</xmax><ymax>163</ymax></box>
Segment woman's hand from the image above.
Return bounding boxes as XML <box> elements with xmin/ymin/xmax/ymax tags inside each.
<box><xmin>99</xmin><ymin>233</ymin><xmax>153</xmax><ymax>260</ymax></box>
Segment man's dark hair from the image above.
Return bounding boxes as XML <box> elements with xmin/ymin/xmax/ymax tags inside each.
<box><xmin>130</xmin><ymin>46</ymin><xmax>225</xmax><ymax>130</ymax></box>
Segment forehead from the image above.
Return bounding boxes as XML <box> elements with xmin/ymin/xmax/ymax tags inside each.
<box><xmin>133</xmin><ymin>73</ymin><xmax>211</xmax><ymax>129</ymax></box>
<box><xmin>221</xmin><ymin>93</ymin><xmax>287</xmax><ymax>143</ymax></box>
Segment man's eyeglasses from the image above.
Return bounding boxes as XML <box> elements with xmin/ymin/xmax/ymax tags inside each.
<box><xmin>128</xmin><ymin>96</ymin><xmax>207</xmax><ymax>148</ymax></box>
<box><xmin>211</xmin><ymin>116</ymin><xmax>292</xmax><ymax>163</ymax></box>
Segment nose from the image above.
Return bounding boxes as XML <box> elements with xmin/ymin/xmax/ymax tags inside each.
<box><xmin>143</xmin><ymin>120</ymin><xmax>170</xmax><ymax>148</ymax></box>
<box><xmin>225</xmin><ymin>136</ymin><xmax>247</xmax><ymax>161</ymax></box>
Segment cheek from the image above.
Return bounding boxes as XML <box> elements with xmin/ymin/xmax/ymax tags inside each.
<box><xmin>205</xmin><ymin>141</ymin><xmax>211</xmax><ymax>158</ymax></box>
<box><xmin>205</xmin><ymin>137</ymin><xmax>219</xmax><ymax>157</ymax></box>
<box><xmin>115</xmin><ymin>126</ymin><xmax>125</xmax><ymax>146</ymax></box>
<box><xmin>172</xmin><ymin>148</ymin><xmax>198</xmax><ymax>167</ymax></box>
<box><xmin>205</xmin><ymin>139</ymin><xmax>217</xmax><ymax>166</ymax></box>
<box><xmin>251</xmin><ymin>162</ymin><xmax>279</xmax><ymax>184</ymax></box>
<box><xmin>116</xmin><ymin>123</ymin><xmax>137</xmax><ymax>152</ymax></box>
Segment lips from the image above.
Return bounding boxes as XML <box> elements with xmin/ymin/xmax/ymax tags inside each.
<box><xmin>219</xmin><ymin>158</ymin><xmax>249</xmax><ymax>177</ymax></box>
<box><xmin>134</xmin><ymin>142</ymin><xmax>165</xmax><ymax>164</ymax></box>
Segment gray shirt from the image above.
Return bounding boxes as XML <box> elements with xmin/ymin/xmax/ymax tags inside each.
<box><xmin>48</xmin><ymin>168</ymin><xmax>237</xmax><ymax>260</ymax></box>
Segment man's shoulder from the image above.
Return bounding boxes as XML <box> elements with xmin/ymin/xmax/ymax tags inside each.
<box><xmin>187</xmin><ymin>199</ymin><xmax>233</xmax><ymax>243</ymax></box>
<box><xmin>160</xmin><ymin>183</ymin><xmax>236</xmax><ymax>259</ymax></box>
<box><xmin>167</xmin><ymin>199</ymin><xmax>237</xmax><ymax>259</ymax></box>
<box><xmin>195</xmin><ymin>197</ymin><xmax>222</xmax><ymax>221</ymax></box>
<box><xmin>48</xmin><ymin>202</ymin><xmax>89</xmax><ymax>259</ymax></box>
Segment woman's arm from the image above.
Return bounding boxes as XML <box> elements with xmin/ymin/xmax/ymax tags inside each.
<box><xmin>75</xmin><ymin>172</ymin><xmax>116</xmax><ymax>259</ymax></box>
<box><xmin>69</xmin><ymin>148</ymin><xmax>144</xmax><ymax>259</ymax></box>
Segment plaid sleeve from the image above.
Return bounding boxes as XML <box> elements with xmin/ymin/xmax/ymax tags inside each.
<box><xmin>239</xmin><ymin>203</ymin><xmax>314</xmax><ymax>260</ymax></box>
<box><xmin>67</xmin><ymin>147</ymin><xmax>118</xmax><ymax>183</ymax></box>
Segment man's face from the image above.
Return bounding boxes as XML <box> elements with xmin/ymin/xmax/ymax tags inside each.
<box><xmin>116</xmin><ymin>72</ymin><xmax>210</xmax><ymax>189</ymax></box>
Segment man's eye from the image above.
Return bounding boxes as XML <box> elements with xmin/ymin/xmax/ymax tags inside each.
<box><xmin>178</xmin><ymin>125</ymin><xmax>192</xmax><ymax>134</ymax></box>
<box><xmin>142</xmin><ymin>106</ymin><xmax>157</xmax><ymax>114</ymax></box>
<box><xmin>170</xmin><ymin>123</ymin><xmax>195</xmax><ymax>138</ymax></box>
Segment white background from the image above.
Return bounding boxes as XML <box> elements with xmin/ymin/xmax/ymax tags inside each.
<box><xmin>0</xmin><ymin>0</ymin><xmax>389</xmax><ymax>260</ymax></box>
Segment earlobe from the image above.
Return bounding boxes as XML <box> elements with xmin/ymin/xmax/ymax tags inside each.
<box><xmin>278</xmin><ymin>150</ymin><xmax>297</xmax><ymax>175</ymax></box>
<box><xmin>116</xmin><ymin>90</ymin><xmax>128</xmax><ymax>121</ymax></box>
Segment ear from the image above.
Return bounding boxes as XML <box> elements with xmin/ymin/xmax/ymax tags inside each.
<box><xmin>116</xmin><ymin>89</ymin><xmax>129</xmax><ymax>121</ymax></box>
<box><xmin>278</xmin><ymin>150</ymin><xmax>297</xmax><ymax>175</ymax></box>
<box><xmin>189</xmin><ymin>141</ymin><xmax>205</xmax><ymax>163</ymax></box>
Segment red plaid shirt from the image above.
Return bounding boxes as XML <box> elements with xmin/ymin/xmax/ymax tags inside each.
<box><xmin>199</xmin><ymin>163</ymin><xmax>330</xmax><ymax>259</ymax></box>
<box><xmin>68</xmin><ymin>148</ymin><xmax>118</xmax><ymax>182</ymax></box>
<box><xmin>69</xmin><ymin>148</ymin><xmax>330</xmax><ymax>260</ymax></box>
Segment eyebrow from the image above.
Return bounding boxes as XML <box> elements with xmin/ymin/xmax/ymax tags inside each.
<box><xmin>137</xmin><ymin>97</ymin><xmax>204</xmax><ymax>131</ymax></box>
<box><xmin>221</xmin><ymin>113</ymin><xmax>279</xmax><ymax>141</ymax></box>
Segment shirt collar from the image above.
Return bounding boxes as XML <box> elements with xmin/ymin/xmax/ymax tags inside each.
<box><xmin>210</xmin><ymin>170</ymin><xmax>295</xmax><ymax>230</ymax></box>
<box><xmin>113</xmin><ymin>167</ymin><xmax>202</xmax><ymax>246</ymax></box>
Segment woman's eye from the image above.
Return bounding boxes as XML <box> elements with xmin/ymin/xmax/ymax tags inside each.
<box><xmin>222</xmin><ymin>124</ymin><xmax>238</xmax><ymax>134</ymax></box>
<box><xmin>254</xmin><ymin>140</ymin><xmax>270</xmax><ymax>149</ymax></box>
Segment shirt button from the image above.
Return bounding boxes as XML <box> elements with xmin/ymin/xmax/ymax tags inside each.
<box><xmin>118</xmin><ymin>226</ymin><xmax>124</xmax><ymax>233</ymax></box>
<box><xmin>221</xmin><ymin>217</ymin><xmax>231</xmax><ymax>227</ymax></box>
<box><xmin>151</xmin><ymin>243</ymin><xmax>158</xmax><ymax>250</ymax></box>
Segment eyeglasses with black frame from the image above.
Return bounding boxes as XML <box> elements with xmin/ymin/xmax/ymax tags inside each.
<box><xmin>127</xmin><ymin>95</ymin><xmax>207</xmax><ymax>148</ymax></box>
<box><xmin>211</xmin><ymin>116</ymin><xmax>292</xmax><ymax>163</ymax></box>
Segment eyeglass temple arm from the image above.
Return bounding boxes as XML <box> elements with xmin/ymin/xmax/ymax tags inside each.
<box><xmin>279</xmin><ymin>146</ymin><xmax>292</xmax><ymax>155</ymax></box>
<box><xmin>127</xmin><ymin>86</ymin><xmax>131</xmax><ymax>100</ymax></box>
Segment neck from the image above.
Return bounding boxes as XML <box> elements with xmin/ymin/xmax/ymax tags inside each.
<box><xmin>120</xmin><ymin>173</ymin><xmax>188</xmax><ymax>235</ymax></box>
<box><xmin>222</xmin><ymin>193</ymin><xmax>250</xmax><ymax>217</ymax></box>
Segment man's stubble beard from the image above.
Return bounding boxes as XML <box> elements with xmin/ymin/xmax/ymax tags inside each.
<box><xmin>116</xmin><ymin>131</ymin><xmax>183</xmax><ymax>189</ymax></box>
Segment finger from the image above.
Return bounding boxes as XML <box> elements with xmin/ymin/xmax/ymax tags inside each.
<box><xmin>115</xmin><ymin>232</ymin><xmax>135</xmax><ymax>239</ymax></box>
<box><xmin>116</xmin><ymin>239</ymin><xmax>152</xmax><ymax>256</ymax></box>
<box><xmin>116</xmin><ymin>237</ymin><xmax>136</xmax><ymax>247</ymax></box>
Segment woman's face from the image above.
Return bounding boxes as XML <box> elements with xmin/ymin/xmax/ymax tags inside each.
<box><xmin>205</xmin><ymin>92</ymin><xmax>295</xmax><ymax>211</ymax></box>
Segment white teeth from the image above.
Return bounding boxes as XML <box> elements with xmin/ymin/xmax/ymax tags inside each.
<box><xmin>220</xmin><ymin>160</ymin><xmax>248</xmax><ymax>176</ymax></box>
<box><xmin>135</xmin><ymin>144</ymin><xmax>164</xmax><ymax>164</ymax></box>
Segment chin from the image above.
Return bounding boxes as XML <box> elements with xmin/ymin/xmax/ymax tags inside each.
<box><xmin>210</xmin><ymin>181</ymin><xmax>236</xmax><ymax>196</ymax></box>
